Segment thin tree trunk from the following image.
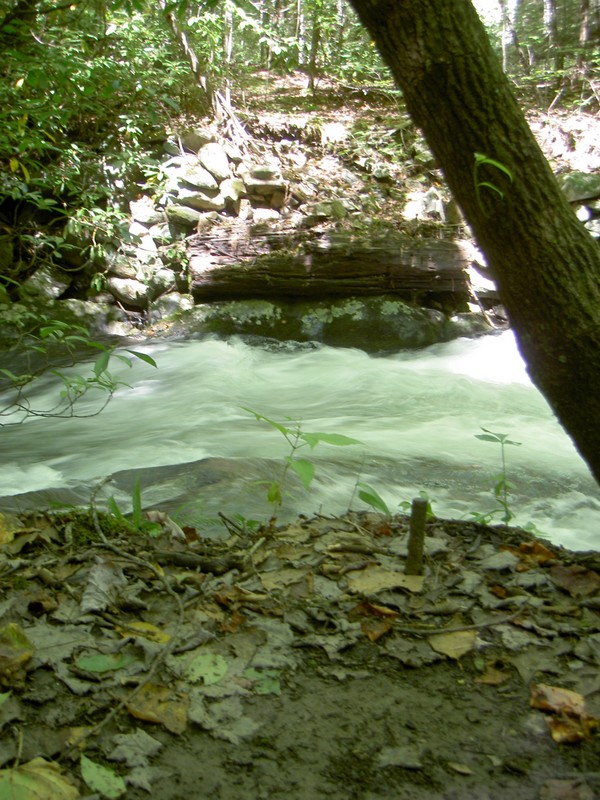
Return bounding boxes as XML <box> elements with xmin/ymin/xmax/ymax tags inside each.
<box><xmin>348</xmin><ymin>0</ymin><xmax>600</xmax><ymax>485</ymax></box>
<box><xmin>158</xmin><ymin>0</ymin><xmax>217</xmax><ymax>115</ymax></box>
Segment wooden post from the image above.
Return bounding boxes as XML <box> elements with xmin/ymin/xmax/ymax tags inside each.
<box><xmin>405</xmin><ymin>497</ymin><xmax>428</xmax><ymax>575</ymax></box>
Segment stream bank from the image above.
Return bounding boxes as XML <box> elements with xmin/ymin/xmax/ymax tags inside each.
<box><xmin>0</xmin><ymin>506</ymin><xmax>599</xmax><ymax>799</ymax></box>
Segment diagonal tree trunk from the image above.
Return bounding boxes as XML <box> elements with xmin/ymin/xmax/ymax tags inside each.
<box><xmin>348</xmin><ymin>0</ymin><xmax>600</xmax><ymax>485</ymax></box>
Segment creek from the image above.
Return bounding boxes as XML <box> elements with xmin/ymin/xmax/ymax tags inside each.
<box><xmin>1</xmin><ymin>331</ymin><xmax>598</xmax><ymax>551</ymax></box>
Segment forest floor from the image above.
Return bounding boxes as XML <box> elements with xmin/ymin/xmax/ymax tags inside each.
<box><xmin>1</xmin><ymin>506</ymin><xmax>599</xmax><ymax>799</ymax></box>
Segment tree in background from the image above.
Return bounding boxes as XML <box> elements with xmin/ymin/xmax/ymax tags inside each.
<box><xmin>348</xmin><ymin>0</ymin><xmax>600</xmax><ymax>484</ymax></box>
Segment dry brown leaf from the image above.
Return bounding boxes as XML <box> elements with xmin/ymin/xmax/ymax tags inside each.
<box><xmin>428</xmin><ymin>629</ymin><xmax>476</xmax><ymax>659</ymax></box>
<box><xmin>126</xmin><ymin>683</ymin><xmax>188</xmax><ymax>734</ymax></box>
<box><xmin>546</xmin><ymin>713</ymin><xmax>599</xmax><ymax>744</ymax></box>
<box><xmin>475</xmin><ymin>663</ymin><xmax>511</xmax><ymax>686</ymax></box>
<box><xmin>345</xmin><ymin>565</ymin><xmax>424</xmax><ymax>595</ymax></box>
<box><xmin>361</xmin><ymin>619</ymin><xmax>393</xmax><ymax>642</ymax></box>
<box><xmin>530</xmin><ymin>683</ymin><xmax>585</xmax><ymax>715</ymax></box>
<box><xmin>348</xmin><ymin>600</ymin><xmax>400</xmax><ymax>619</ymax></box>
<box><xmin>549</xmin><ymin>564</ymin><xmax>600</xmax><ymax>597</ymax></box>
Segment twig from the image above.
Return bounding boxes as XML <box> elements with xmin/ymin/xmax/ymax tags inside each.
<box><xmin>392</xmin><ymin>611</ymin><xmax>521</xmax><ymax>637</ymax></box>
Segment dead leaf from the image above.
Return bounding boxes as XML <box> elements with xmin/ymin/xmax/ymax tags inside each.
<box><xmin>361</xmin><ymin>619</ymin><xmax>393</xmax><ymax>642</ymax></box>
<box><xmin>0</xmin><ymin>622</ymin><xmax>35</xmax><ymax>688</ymax></box>
<box><xmin>530</xmin><ymin>683</ymin><xmax>586</xmax><ymax>715</ymax></box>
<box><xmin>428</xmin><ymin>629</ymin><xmax>477</xmax><ymax>659</ymax></box>
<box><xmin>115</xmin><ymin>621</ymin><xmax>171</xmax><ymax>644</ymax></box>
<box><xmin>345</xmin><ymin>565</ymin><xmax>424</xmax><ymax>595</ymax></box>
<box><xmin>475</xmin><ymin>662</ymin><xmax>511</xmax><ymax>686</ymax></box>
<box><xmin>0</xmin><ymin>757</ymin><xmax>79</xmax><ymax>799</ymax></box>
<box><xmin>126</xmin><ymin>683</ymin><xmax>188</xmax><ymax>734</ymax></box>
<box><xmin>348</xmin><ymin>600</ymin><xmax>400</xmax><ymax>620</ymax></box>
<box><xmin>549</xmin><ymin>564</ymin><xmax>600</xmax><ymax>597</ymax></box>
<box><xmin>447</xmin><ymin>762</ymin><xmax>474</xmax><ymax>775</ymax></box>
<box><xmin>0</xmin><ymin>513</ymin><xmax>22</xmax><ymax>546</ymax></box>
<box><xmin>546</xmin><ymin>712</ymin><xmax>599</xmax><ymax>744</ymax></box>
<box><xmin>518</xmin><ymin>539</ymin><xmax>556</xmax><ymax>566</ymax></box>
<box><xmin>540</xmin><ymin>778</ymin><xmax>595</xmax><ymax>799</ymax></box>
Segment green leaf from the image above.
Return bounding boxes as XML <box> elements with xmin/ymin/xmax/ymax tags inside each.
<box><xmin>267</xmin><ymin>480</ymin><xmax>282</xmax><ymax>506</ymax></box>
<box><xmin>474</xmin><ymin>153</ymin><xmax>514</xmax><ymax>181</ymax></box>
<box><xmin>75</xmin><ymin>652</ymin><xmax>138</xmax><ymax>673</ymax></box>
<box><xmin>243</xmin><ymin>667</ymin><xmax>281</xmax><ymax>695</ymax></box>
<box><xmin>474</xmin><ymin>433</ymin><xmax>502</xmax><ymax>443</ymax></box>
<box><xmin>94</xmin><ymin>350</ymin><xmax>111</xmax><ymax>377</ymax></box>
<box><xmin>80</xmin><ymin>754</ymin><xmax>126</xmax><ymax>798</ymax></box>
<box><xmin>107</xmin><ymin>496</ymin><xmax>127</xmax><ymax>523</ymax></box>
<box><xmin>357</xmin><ymin>483</ymin><xmax>390</xmax><ymax>515</ymax></box>
<box><xmin>241</xmin><ymin>407</ymin><xmax>291</xmax><ymax>438</ymax></box>
<box><xmin>186</xmin><ymin>652</ymin><xmax>228</xmax><ymax>685</ymax></box>
<box><xmin>300</xmin><ymin>432</ymin><xmax>362</xmax><ymax>449</ymax></box>
<box><xmin>477</xmin><ymin>181</ymin><xmax>504</xmax><ymax>199</ymax></box>
<box><xmin>124</xmin><ymin>349</ymin><xmax>158</xmax><ymax>368</ymax></box>
<box><xmin>286</xmin><ymin>457</ymin><xmax>315</xmax><ymax>490</ymax></box>
<box><xmin>0</xmin><ymin>758</ymin><xmax>79</xmax><ymax>800</ymax></box>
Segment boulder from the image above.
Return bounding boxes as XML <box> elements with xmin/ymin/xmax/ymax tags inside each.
<box><xmin>198</xmin><ymin>142</ymin><xmax>231</xmax><ymax>182</ymax></box>
<box><xmin>166</xmin><ymin>205</ymin><xmax>202</xmax><ymax>227</ymax></box>
<box><xmin>185</xmin><ymin>296</ymin><xmax>491</xmax><ymax>352</ymax></box>
<box><xmin>176</xmin><ymin>188</ymin><xmax>226</xmax><ymax>212</ymax></box>
<box><xmin>179</xmin><ymin>164</ymin><xmax>219</xmax><ymax>192</ymax></box>
<box><xmin>107</xmin><ymin>277</ymin><xmax>150</xmax><ymax>309</ymax></box>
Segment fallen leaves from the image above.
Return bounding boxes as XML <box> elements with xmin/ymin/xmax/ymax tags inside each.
<box><xmin>126</xmin><ymin>683</ymin><xmax>188</xmax><ymax>734</ymax></box>
<box><xmin>0</xmin><ymin>757</ymin><xmax>79</xmax><ymax>800</ymax></box>
<box><xmin>428</xmin><ymin>629</ymin><xmax>477</xmax><ymax>660</ymax></box>
<box><xmin>530</xmin><ymin>683</ymin><xmax>599</xmax><ymax>743</ymax></box>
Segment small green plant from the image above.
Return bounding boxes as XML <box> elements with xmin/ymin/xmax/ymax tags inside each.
<box><xmin>107</xmin><ymin>478</ymin><xmax>162</xmax><ymax>537</ymax></box>
<box><xmin>473</xmin><ymin>427</ymin><xmax>522</xmax><ymax>524</ymax></box>
<box><xmin>0</xmin><ymin>315</ymin><xmax>157</xmax><ymax>422</ymax></box>
<box><xmin>243</xmin><ymin>408</ymin><xmax>360</xmax><ymax>519</ymax></box>
<box><xmin>357</xmin><ymin>483</ymin><xmax>435</xmax><ymax>518</ymax></box>
<box><xmin>473</xmin><ymin>152</ymin><xmax>514</xmax><ymax>210</ymax></box>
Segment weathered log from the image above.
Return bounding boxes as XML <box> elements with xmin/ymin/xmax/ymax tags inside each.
<box><xmin>188</xmin><ymin>232</ymin><xmax>471</xmax><ymax>304</ymax></box>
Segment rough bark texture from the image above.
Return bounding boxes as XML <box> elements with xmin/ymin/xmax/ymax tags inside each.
<box><xmin>189</xmin><ymin>233</ymin><xmax>471</xmax><ymax>305</ymax></box>
<box><xmin>348</xmin><ymin>0</ymin><xmax>600</xmax><ymax>485</ymax></box>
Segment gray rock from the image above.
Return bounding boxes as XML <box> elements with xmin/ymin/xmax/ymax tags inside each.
<box><xmin>180</xmin><ymin>127</ymin><xmax>217</xmax><ymax>153</ymax></box>
<box><xmin>198</xmin><ymin>142</ymin><xmax>231</xmax><ymax>182</ymax></box>
<box><xmin>559</xmin><ymin>171</ymin><xmax>600</xmax><ymax>203</ymax></box>
<box><xmin>149</xmin><ymin>267</ymin><xmax>177</xmax><ymax>298</ymax></box>
<box><xmin>245</xmin><ymin>175</ymin><xmax>287</xmax><ymax>196</ymax></box>
<box><xmin>179</xmin><ymin>164</ymin><xmax>219</xmax><ymax>192</ymax></box>
<box><xmin>220</xmin><ymin>177</ymin><xmax>246</xmax><ymax>203</ymax></box>
<box><xmin>148</xmin><ymin>222</ymin><xmax>173</xmax><ymax>244</ymax></box>
<box><xmin>223</xmin><ymin>141</ymin><xmax>243</xmax><ymax>163</ymax></box>
<box><xmin>187</xmin><ymin>296</ymin><xmax>472</xmax><ymax>352</ymax></box>
<box><xmin>108</xmin><ymin>254</ymin><xmax>140</xmax><ymax>280</ymax></box>
<box><xmin>165</xmin><ymin>205</ymin><xmax>202</xmax><ymax>227</ymax></box>
<box><xmin>176</xmin><ymin>187</ymin><xmax>226</xmax><ymax>212</ymax></box>
<box><xmin>107</xmin><ymin>277</ymin><xmax>150</xmax><ymax>308</ymax></box>
<box><xmin>58</xmin><ymin>299</ymin><xmax>138</xmax><ymax>337</ymax></box>
<box><xmin>23</xmin><ymin>266</ymin><xmax>71</xmax><ymax>299</ymax></box>
<box><xmin>252</xmin><ymin>208</ymin><xmax>281</xmax><ymax>223</ymax></box>
<box><xmin>149</xmin><ymin>292</ymin><xmax>195</xmax><ymax>320</ymax></box>
<box><xmin>130</xmin><ymin>196</ymin><xmax>164</xmax><ymax>226</ymax></box>
<box><xmin>250</xmin><ymin>164</ymin><xmax>282</xmax><ymax>181</ymax></box>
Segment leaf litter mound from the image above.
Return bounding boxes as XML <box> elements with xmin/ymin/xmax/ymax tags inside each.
<box><xmin>0</xmin><ymin>507</ymin><xmax>599</xmax><ymax>799</ymax></box>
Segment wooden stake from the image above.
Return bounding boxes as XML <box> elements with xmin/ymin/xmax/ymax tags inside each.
<box><xmin>405</xmin><ymin>497</ymin><xmax>428</xmax><ymax>575</ymax></box>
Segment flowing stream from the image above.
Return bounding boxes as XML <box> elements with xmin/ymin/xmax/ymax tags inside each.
<box><xmin>1</xmin><ymin>331</ymin><xmax>599</xmax><ymax>551</ymax></box>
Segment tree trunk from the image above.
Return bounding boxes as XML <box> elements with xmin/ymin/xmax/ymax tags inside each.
<box><xmin>347</xmin><ymin>0</ymin><xmax>600</xmax><ymax>485</ymax></box>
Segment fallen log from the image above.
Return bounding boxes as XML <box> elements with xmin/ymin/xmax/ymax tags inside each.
<box><xmin>188</xmin><ymin>232</ymin><xmax>472</xmax><ymax>305</ymax></box>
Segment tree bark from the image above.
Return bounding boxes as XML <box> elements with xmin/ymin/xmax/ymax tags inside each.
<box><xmin>347</xmin><ymin>0</ymin><xmax>600</xmax><ymax>485</ymax></box>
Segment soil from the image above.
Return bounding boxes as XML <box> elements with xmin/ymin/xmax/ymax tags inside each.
<box><xmin>0</xmin><ymin>507</ymin><xmax>599</xmax><ymax>799</ymax></box>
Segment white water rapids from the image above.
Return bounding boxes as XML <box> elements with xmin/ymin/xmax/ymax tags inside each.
<box><xmin>1</xmin><ymin>331</ymin><xmax>599</xmax><ymax>551</ymax></box>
